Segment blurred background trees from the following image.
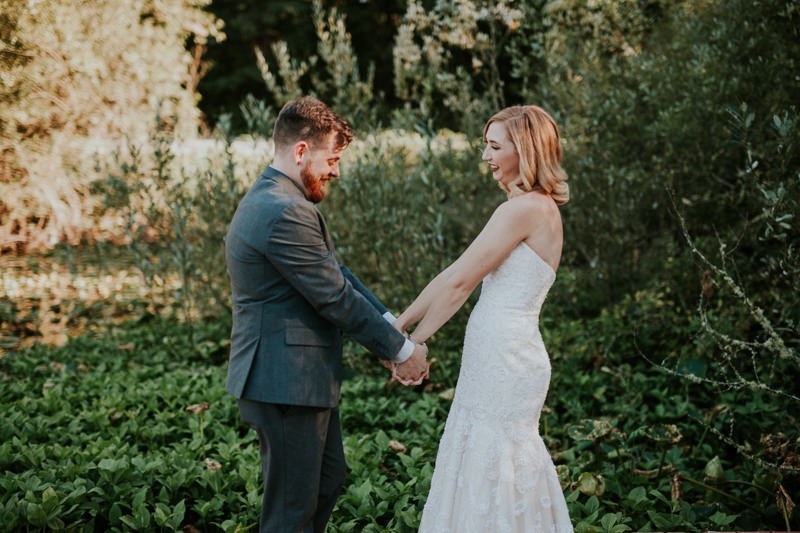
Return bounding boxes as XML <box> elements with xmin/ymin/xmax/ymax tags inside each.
<box><xmin>0</xmin><ymin>0</ymin><xmax>222</xmax><ymax>251</ymax></box>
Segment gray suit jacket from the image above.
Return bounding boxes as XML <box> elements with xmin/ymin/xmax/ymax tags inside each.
<box><xmin>225</xmin><ymin>166</ymin><xmax>406</xmax><ymax>408</ymax></box>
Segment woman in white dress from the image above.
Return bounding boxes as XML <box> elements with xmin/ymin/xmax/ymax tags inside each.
<box><xmin>394</xmin><ymin>105</ymin><xmax>574</xmax><ymax>532</ymax></box>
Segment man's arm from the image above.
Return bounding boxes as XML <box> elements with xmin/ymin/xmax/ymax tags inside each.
<box><xmin>340</xmin><ymin>265</ymin><xmax>389</xmax><ymax>316</ymax></box>
<box><xmin>266</xmin><ymin>201</ymin><xmax>410</xmax><ymax>362</ymax></box>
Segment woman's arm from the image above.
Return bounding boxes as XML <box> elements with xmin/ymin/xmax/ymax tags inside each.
<box><xmin>393</xmin><ymin>267</ymin><xmax>451</xmax><ymax>333</ymax></box>
<box><xmin>396</xmin><ymin>200</ymin><xmax>532</xmax><ymax>343</ymax></box>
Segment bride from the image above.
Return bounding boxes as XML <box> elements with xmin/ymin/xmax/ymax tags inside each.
<box><xmin>394</xmin><ymin>105</ymin><xmax>574</xmax><ymax>532</ymax></box>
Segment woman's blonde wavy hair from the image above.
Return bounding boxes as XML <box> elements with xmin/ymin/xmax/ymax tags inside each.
<box><xmin>483</xmin><ymin>105</ymin><xmax>569</xmax><ymax>205</ymax></box>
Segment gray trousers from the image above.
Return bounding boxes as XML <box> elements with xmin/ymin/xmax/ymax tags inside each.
<box><xmin>238</xmin><ymin>399</ymin><xmax>347</xmax><ymax>533</ymax></box>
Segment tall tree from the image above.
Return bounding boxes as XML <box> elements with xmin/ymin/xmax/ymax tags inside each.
<box><xmin>198</xmin><ymin>0</ymin><xmax>406</xmax><ymax>129</ymax></box>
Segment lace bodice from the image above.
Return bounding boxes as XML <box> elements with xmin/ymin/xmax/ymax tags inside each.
<box><xmin>479</xmin><ymin>242</ymin><xmax>556</xmax><ymax>316</ymax></box>
<box><xmin>419</xmin><ymin>243</ymin><xmax>573</xmax><ymax>533</ymax></box>
<box><xmin>454</xmin><ymin>243</ymin><xmax>556</xmax><ymax>422</ymax></box>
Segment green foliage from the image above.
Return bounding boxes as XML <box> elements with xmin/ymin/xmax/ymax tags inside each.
<box><xmin>334</xmin><ymin>379</ymin><xmax>444</xmax><ymax>532</ymax></box>
<box><xmin>308</xmin><ymin>1</ymin><xmax>378</xmax><ymax>126</ymax></box>
<box><xmin>252</xmin><ymin>0</ymin><xmax>379</xmax><ymax>128</ymax></box>
<box><xmin>0</xmin><ymin>319</ymin><xmax>443</xmax><ymax>531</ymax></box>
<box><xmin>534</xmin><ymin>0</ymin><xmax>800</xmax><ymax>492</ymax></box>
<box><xmin>326</xmin><ymin>131</ymin><xmax>493</xmax><ymax>307</ymax></box>
<box><xmin>198</xmin><ymin>0</ymin><xmax>407</xmax><ymax>129</ymax></box>
<box><xmin>0</xmin><ymin>319</ymin><xmax>255</xmax><ymax>531</ymax></box>
<box><xmin>90</xmin><ymin>112</ymin><xmax>268</xmax><ymax>326</ymax></box>
<box><xmin>539</xmin><ymin>0</ymin><xmax>800</xmax><ymax>310</ymax></box>
<box><xmin>392</xmin><ymin>0</ymin><xmax>527</xmax><ymax>136</ymax></box>
<box><xmin>3</xmin><ymin>297</ymin><xmax>797</xmax><ymax>530</ymax></box>
<box><xmin>541</xmin><ymin>286</ymin><xmax>798</xmax><ymax>531</ymax></box>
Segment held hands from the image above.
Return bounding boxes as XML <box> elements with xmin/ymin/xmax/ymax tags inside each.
<box><xmin>394</xmin><ymin>342</ymin><xmax>430</xmax><ymax>386</ymax></box>
<box><xmin>381</xmin><ymin>342</ymin><xmax>430</xmax><ymax>387</ymax></box>
<box><xmin>382</xmin><ymin>317</ymin><xmax>429</xmax><ymax>386</ymax></box>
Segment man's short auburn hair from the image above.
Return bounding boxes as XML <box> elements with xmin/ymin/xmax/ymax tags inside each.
<box><xmin>272</xmin><ymin>96</ymin><xmax>354</xmax><ymax>151</ymax></box>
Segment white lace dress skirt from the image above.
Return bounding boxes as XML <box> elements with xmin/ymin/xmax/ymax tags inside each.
<box><xmin>418</xmin><ymin>244</ymin><xmax>573</xmax><ymax>533</ymax></box>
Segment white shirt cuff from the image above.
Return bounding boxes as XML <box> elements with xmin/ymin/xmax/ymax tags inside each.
<box><xmin>382</xmin><ymin>311</ymin><xmax>413</xmax><ymax>363</ymax></box>
<box><xmin>393</xmin><ymin>338</ymin><xmax>415</xmax><ymax>364</ymax></box>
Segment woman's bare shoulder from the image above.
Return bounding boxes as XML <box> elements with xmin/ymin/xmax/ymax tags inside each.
<box><xmin>502</xmin><ymin>191</ymin><xmax>558</xmax><ymax>219</ymax></box>
<box><xmin>510</xmin><ymin>193</ymin><xmax>563</xmax><ymax>268</ymax></box>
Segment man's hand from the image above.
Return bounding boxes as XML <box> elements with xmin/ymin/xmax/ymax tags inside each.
<box><xmin>393</xmin><ymin>342</ymin><xmax>429</xmax><ymax>386</ymax></box>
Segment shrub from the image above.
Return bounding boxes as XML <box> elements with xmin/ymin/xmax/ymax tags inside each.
<box><xmin>0</xmin><ymin>0</ymin><xmax>222</xmax><ymax>252</ymax></box>
<box><xmin>538</xmin><ymin>0</ymin><xmax>800</xmax><ymax>310</ymax></box>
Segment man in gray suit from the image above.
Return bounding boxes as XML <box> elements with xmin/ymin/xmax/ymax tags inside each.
<box><xmin>225</xmin><ymin>96</ymin><xmax>429</xmax><ymax>533</ymax></box>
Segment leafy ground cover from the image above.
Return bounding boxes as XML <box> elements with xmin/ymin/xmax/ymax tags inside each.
<box><xmin>2</xmin><ymin>299</ymin><xmax>796</xmax><ymax>531</ymax></box>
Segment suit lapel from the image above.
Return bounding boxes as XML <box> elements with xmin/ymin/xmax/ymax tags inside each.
<box><xmin>318</xmin><ymin>210</ymin><xmax>335</xmax><ymax>251</ymax></box>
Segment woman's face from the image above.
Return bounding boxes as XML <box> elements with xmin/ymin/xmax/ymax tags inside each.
<box><xmin>482</xmin><ymin>121</ymin><xmax>519</xmax><ymax>188</ymax></box>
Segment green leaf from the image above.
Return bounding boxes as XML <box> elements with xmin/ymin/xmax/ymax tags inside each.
<box><xmin>646</xmin><ymin>509</ymin><xmax>680</xmax><ymax>530</ymax></box>
<box><xmin>132</xmin><ymin>487</ymin><xmax>148</xmax><ymax>509</ymax></box>
<box><xmin>704</xmin><ymin>456</ymin><xmax>724</xmax><ymax>480</ymax></box>
<box><xmin>26</xmin><ymin>502</ymin><xmax>47</xmax><ymax>527</ymax></box>
<box><xmin>153</xmin><ymin>504</ymin><xmax>169</xmax><ymax>526</ymax></box>
<box><xmin>172</xmin><ymin>499</ymin><xmax>186</xmax><ymax>527</ymax></box>
<box><xmin>600</xmin><ymin>513</ymin><xmax>618</xmax><ymax>529</ymax></box>
<box><xmin>710</xmin><ymin>511</ymin><xmax>737</xmax><ymax>526</ymax></box>
<box><xmin>108</xmin><ymin>503</ymin><xmax>122</xmax><ymax>524</ymax></box>
<box><xmin>98</xmin><ymin>458</ymin><xmax>125</xmax><ymax>472</ymax></box>
<box><xmin>41</xmin><ymin>486</ymin><xmax>59</xmax><ymax>513</ymax></box>
<box><xmin>625</xmin><ymin>486</ymin><xmax>646</xmax><ymax>505</ymax></box>
<box><xmin>649</xmin><ymin>489</ymin><xmax>671</xmax><ymax>505</ymax></box>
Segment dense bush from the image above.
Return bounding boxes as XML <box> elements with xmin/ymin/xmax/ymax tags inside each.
<box><xmin>198</xmin><ymin>0</ymin><xmax>408</xmax><ymax>128</ymax></box>
<box><xmin>541</xmin><ymin>0</ymin><xmax>800</xmax><ymax>309</ymax></box>
<box><xmin>89</xmin><ymin>119</ymin><xmax>267</xmax><ymax>327</ymax></box>
<box><xmin>0</xmin><ymin>0</ymin><xmax>222</xmax><ymax>252</ymax></box>
<box><xmin>536</xmin><ymin>1</ymin><xmax>800</xmax><ymax>493</ymax></box>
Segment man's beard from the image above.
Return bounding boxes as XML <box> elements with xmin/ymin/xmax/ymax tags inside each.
<box><xmin>301</xmin><ymin>163</ymin><xmax>330</xmax><ymax>203</ymax></box>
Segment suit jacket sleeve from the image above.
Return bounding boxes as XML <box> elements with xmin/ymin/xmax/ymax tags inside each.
<box><xmin>340</xmin><ymin>265</ymin><xmax>389</xmax><ymax>316</ymax></box>
<box><xmin>267</xmin><ymin>201</ymin><xmax>405</xmax><ymax>360</ymax></box>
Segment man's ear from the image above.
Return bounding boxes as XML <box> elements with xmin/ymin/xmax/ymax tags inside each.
<box><xmin>293</xmin><ymin>141</ymin><xmax>309</xmax><ymax>166</ymax></box>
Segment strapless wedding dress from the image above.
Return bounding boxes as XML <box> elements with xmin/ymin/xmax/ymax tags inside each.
<box><xmin>419</xmin><ymin>243</ymin><xmax>573</xmax><ymax>533</ymax></box>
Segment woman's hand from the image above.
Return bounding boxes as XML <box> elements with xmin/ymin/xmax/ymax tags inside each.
<box><xmin>391</xmin><ymin>318</ymin><xmax>408</xmax><ymax>336</ymax></box>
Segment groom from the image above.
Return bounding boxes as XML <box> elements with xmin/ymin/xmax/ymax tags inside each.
<box><xmin>225</xmin><ymin>96</ymin><xmax>429</xmax><ymax>533</ymax></box>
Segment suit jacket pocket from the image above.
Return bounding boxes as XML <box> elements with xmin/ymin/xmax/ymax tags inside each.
<box><xmin>285</xmin><ymin>326</ymin><xmax>336</xmax><ymax>347</ymax></box>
